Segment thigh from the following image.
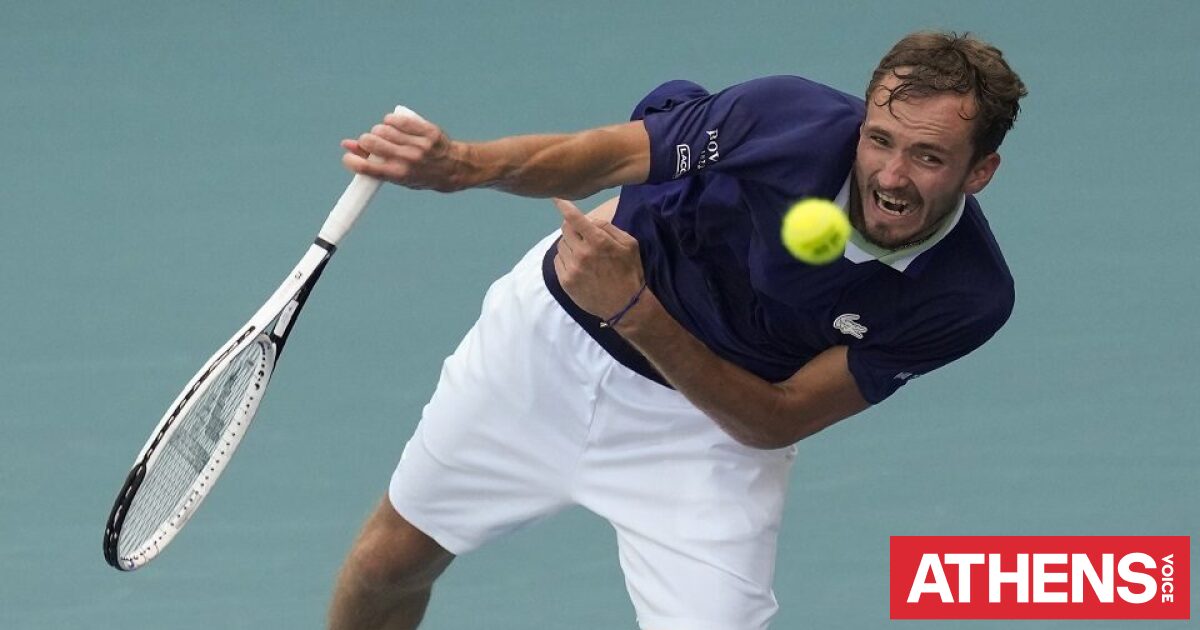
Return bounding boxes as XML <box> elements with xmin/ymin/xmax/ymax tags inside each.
<box><xmin>578</xmin><ymin>366</ymin><xmax>797</xmax><ymax>630</ymax></box>
<box><xmin>390</xmin><ymin>232</ymin><xmax>605</xmax><ymax>554</ymax></box>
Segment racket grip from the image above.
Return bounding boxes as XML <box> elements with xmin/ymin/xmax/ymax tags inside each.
<box><xmin>318</xmin><ymin>105</ymin><xmax>425</xmax><ymax>245</ymax></box>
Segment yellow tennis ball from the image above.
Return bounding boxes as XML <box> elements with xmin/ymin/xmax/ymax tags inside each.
<box><xmin>781</xmin><ymin>198</ymin><xmax>851</xmax><ymax>265</ymax></box>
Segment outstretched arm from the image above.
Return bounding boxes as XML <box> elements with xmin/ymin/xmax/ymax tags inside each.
<box><xmin>341</xmin><ymin>112</ymin><xmax>650</xmax><ymax>200</ymax></box>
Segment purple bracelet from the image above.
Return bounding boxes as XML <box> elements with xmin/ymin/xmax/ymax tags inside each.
<box><xmin>599</xmin><ymin>282</ymin><xmax>648</xmax><ymax>329</ymax></box>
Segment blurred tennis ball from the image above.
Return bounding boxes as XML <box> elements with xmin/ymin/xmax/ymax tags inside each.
<box><xmin>781</xmin><ymin>198</ymin><xmax>851</xmax><ymax>265</ymax></box>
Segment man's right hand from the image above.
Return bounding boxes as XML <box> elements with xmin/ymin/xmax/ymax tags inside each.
<box><xmin>341</xmin><ymin>111</ymin><xmax>467</xmax><ymax>192</ymax></box>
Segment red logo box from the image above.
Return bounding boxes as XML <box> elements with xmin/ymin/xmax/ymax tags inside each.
<box><xmin>890</xmin><ymin>536</ymin><xmax>1190</xmax><ymax>619</ymax></box>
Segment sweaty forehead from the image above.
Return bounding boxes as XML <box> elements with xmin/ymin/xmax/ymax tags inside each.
<box><xmin>866</xmin><ymin>73</ymin><xmax>977</xmax><ymax>146</ymax></box>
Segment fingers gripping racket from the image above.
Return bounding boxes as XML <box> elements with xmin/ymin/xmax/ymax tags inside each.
<box><xmin>103</xmin><ymin>105</ymin><xmax>421</xmax><ymax>571</ymax></box>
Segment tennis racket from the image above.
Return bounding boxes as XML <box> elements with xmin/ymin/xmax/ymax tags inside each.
<box><xmin>102</xmin><ymin>105</ymin><xmax>420</xmax><ymax>571</ymax></box>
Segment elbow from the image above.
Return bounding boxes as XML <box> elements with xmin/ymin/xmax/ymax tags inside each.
<box><xmin>735</xmin><ymin>378</ymin><xmax>867</xmax><ymax>449</ymax></box>
<box><xmin>739</xmin><ymin>434</ymin><xmax>796</xmax><ymax>448</ymax></box>
<box><xmin>727</xmin><ymin>393</ymin><xmax>817</xmax><ymax>450</ymax></box>
<box><xmin>729</xmin><ymin>409</ymin><xmax>840</xmax><ymax>450</ymax></box>
<box><xmin>731</xmin><ymin>427</ymin><xmax>808</xmax><ymax>451</ymax></box>
<box><xmin>558</xmin><ymin>184</ymin><xmax>605</xmax><ymax>201</ymax></box>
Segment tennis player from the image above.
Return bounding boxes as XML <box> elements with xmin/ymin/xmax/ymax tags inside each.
<box><xmin>328</xmin><ymin>31</ymin><xmax>1026</xmax><ymax>629</ymax></box>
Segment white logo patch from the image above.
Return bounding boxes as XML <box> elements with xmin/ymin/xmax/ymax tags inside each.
<box><xmin>833</xmin><ymin>313</ymin><xmax>868</xmax><ymax>339</ymax></box>
<box><xmin>674</xmin><ymin>144</ymin><xmax>691</xmax><ymax>178</ymax></box>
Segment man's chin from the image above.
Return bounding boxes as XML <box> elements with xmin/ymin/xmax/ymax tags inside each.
<box><xmin>859</xmin><ymin>225</ymin><xmax>916</xmax><ymax>250</ymax></box>
<box><xmin>852</xmin><ymin>197</ymin><xmax>928</xmax><ymax>250</ymax></box>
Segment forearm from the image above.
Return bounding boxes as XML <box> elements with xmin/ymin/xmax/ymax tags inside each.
<box><xmin>615</xmin><ymin>294</ymin><xmax>824</xmax><ymax>449</ymax></box>
<box><xmin>458</xmin><ymin>124</ymin><xmax>649</xmax><ymax>199</ymax></box>
<box><xmin>344</xmin><ymin>113</ymin><xmax>649</xmax><ymax>199</ymax></box>
<box><xmin>550</xmin><ymin>195</ymin><xmax>868</xmax><ymax>450</ymax></box>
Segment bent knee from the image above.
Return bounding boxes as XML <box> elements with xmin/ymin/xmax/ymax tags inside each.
<box><xmin>346</xmin><ymin>500</ymin><xmax>454</xmax><ymax>593</ymax></box>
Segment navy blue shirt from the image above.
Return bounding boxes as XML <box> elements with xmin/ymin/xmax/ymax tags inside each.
<box><xmin>547</xmin><ymin>76</ymin><xmax>1014</xmax><ymax>404</ymax></box>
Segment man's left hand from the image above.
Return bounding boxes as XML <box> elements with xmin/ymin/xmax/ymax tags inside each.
<box><xmin>552</xmin><ymin>198</ymin><xmax>646</xmax><ymax>324</ymax></box>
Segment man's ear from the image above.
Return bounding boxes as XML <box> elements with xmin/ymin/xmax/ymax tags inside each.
<box><xmin>963</xmin><ymin>152</ymin><xmax>1001</xmax><ymax>195</ymax></box>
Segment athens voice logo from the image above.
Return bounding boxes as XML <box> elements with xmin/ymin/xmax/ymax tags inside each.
<box><xmin>890</xmin><ymin>536</ymin><xmax>1190</xmax><ymax>620</ymax></box>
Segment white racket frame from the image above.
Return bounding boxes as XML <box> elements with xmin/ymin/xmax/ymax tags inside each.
<box><xmin>106</xmin><ymin>105</ymin><xmax>422</xmax><ymax>570</ymax></box>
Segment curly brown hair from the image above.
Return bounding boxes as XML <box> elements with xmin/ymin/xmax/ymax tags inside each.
<box><xmin>868</xmin><ymin>31</ymin><xmax>1028</xmax><ymax>162</ymax></box>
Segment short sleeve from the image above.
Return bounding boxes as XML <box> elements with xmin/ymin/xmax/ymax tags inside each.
<box><xmin>846</xmin><ymin>293</ymin><xmax>1014</xmax><ymax>404</ymax></box>
<box><xmin>640</xmin><ymin>75</ymin><xmax>863</xmax><ymax>187</ymax></box>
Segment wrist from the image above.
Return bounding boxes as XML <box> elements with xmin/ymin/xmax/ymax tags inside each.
<box><xmin>464</xmin><ymin>140</ymin><xmax>524</xmax><ymax>193</ymax></box>
<box><xmin>450</xmin><ymin>141</ymin><xmax>485</xmax><ymax>191</ymax></box>
<box><xmin>599</xmin><ymin>281</ymin><xmax>647</xmax><ymax>330</ymax></box>
<box><xmin>612</xmin><ymin>287</ymin><xmax>664</xmax><ymax>338</ymax></box>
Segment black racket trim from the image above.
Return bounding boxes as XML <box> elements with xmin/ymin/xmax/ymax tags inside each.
<box><xmin>102</xmin><ymin>248</ymin><xmax>333</xmax><ymax>570</ymax></box>
<box><xmin>271</xmin><ymin>250</ymin><xmax>332</xmax><ymax>359</ymax></box>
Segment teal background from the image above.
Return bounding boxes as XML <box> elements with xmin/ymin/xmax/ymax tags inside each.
<box><xmin>3</xmin><ymin>1</ymin><xmax>1197</xmax><ymax>627</ymax></box>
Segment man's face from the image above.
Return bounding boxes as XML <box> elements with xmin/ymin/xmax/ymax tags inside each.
<box><xmin>851</xmin><ymin>71</ymin><xmax>1000</xmax><ymax>249</ymax></box>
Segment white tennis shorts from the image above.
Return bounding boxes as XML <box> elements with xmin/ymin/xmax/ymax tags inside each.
<box><xmin>389</xmin><ymin>232</ymin><xmax>799</xmax><ymax>630</ymax></box>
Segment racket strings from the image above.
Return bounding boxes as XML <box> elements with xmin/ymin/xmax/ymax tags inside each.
<box><xmin>117</xmin><ymin>339</ymin><xmax>272</xmax><ymax>558</ymax></box>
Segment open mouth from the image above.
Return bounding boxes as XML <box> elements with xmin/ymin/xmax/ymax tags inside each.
<box><xmin>873</xmin><ymin>190</ymin><xmax>914</xmax><ymax>216</ymax></box>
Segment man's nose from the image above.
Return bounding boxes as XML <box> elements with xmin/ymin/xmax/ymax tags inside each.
<box><xmin>876</xmin><ymin>153</ymin><xmax>909</xmax><ymax>189</ymax></box>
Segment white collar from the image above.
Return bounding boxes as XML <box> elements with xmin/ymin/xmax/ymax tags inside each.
<box><xmin>833</xmin><ymin>173</ymin><xmax>965</xmax><ymax>273</ymax></box>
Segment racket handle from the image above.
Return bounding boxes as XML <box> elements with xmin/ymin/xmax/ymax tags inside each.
<box><xmin>318</xmin><ymin>105</ymin><xmax>425</xmax><ymax>246</ymax></box>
